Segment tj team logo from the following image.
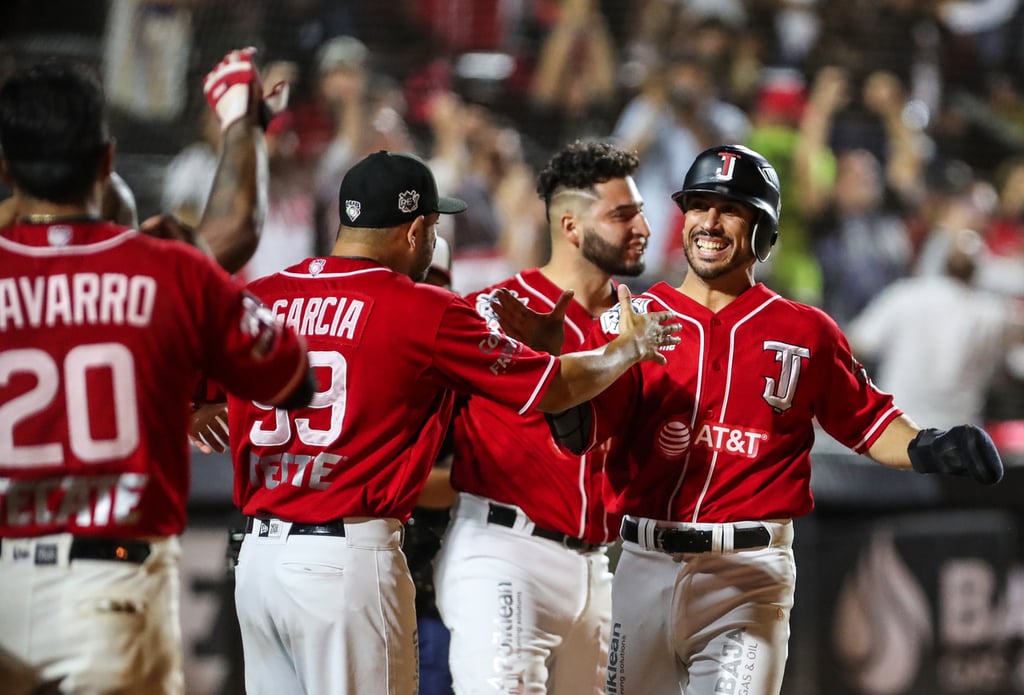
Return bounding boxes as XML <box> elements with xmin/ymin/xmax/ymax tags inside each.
<box><xmin>761</xmin><ymin>340</ymin><xmax>810</xmax><ymax>412</ymax></box>
<box><xmin>714</xmin><ymin>151</ymin><xmax>740</xmax><ymax>180</ymax></box>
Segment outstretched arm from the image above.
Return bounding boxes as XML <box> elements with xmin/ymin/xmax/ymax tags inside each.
<box><xmin>868</xmin><ymin>413</ymin><xmax>1003</xmax><ymax>485</ymax></box>
<box><xmin>537</xmin><ymin>284</ymin><xmax>679</xmax><ymax>412</ymax></box>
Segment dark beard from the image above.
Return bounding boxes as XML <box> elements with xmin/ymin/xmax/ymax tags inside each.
<box><xmin>581</xmin><ymin>232</ymin><xmax>645</xmax><ymax>277</ymax></box>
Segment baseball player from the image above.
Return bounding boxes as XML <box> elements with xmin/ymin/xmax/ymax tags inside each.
<box><xmin>0</xmin><ymin>55</ymin><xmax>313</xmax><ymax>694</ymax></box>
<box><xmin>226</xmin><ymin>149</ymin><xmax>680</xmax><ymax>695</ymax></box>
<box><xmin>406</xmin><ymin>235</ymin><xmax>458</xmax><ymax>695</ymax></box>
<box><xmin>434</xmin><ymin>140</ymin><xmax>649</xmax><ymax>694</ymax></box>
<box><xmin>546</xmin><ymin>144</ymin><xmax>1004</xmax><ymax>695</ymax></box>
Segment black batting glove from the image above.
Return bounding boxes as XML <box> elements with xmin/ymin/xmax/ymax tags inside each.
<box><xmin>907</xmin><ymin>425</ymin><xmax>1004</xmax><ymax>485</ymax></box>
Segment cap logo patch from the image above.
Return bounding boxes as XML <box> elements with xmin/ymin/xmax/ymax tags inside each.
<box><xmin>345</xmin><ymin>200</ymin><xmax>361</xmax><ymax>221</ymax></box>
<box><xmin>308</xmin><ymin>258</ymin><xmax>326</xmax><ymax>275</ymax></box>
<box><xmin>398</xmin><ymin>190</ymin><xmax>420</xmax><ymax>214</ymax></box>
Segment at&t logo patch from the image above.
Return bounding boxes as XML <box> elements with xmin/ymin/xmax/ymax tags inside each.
<box><xmin>656</xmin><ymin>419</ymin><xmax>692</xmax><ymax>460</ymax></box>
<box><xmin>693</xmin><ymin>422</ymin><xmax>768</xmax><ymax>458</ymax></box>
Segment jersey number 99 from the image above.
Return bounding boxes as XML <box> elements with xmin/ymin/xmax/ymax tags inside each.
<box><xmin>249</xmin><ymin>350</ymin><xmax>347</xmax><ymax>448</ymax></box>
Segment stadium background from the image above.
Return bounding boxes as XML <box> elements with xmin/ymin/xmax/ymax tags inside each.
<box><xmin>3</xmin><ymin>1</ymin><xmax>1024</xmax><ymax>693</ymax></box>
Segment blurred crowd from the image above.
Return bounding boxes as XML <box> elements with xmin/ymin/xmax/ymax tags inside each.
<box><xmin>3</xmin><ymin>0</ymin><xmax>1024</xmax><ymax>430</ymax></box>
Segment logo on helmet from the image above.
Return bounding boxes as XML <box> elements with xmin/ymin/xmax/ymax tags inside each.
<box><xmin>759</xmin><ymin>165</ymin><xmax>781</xmax><ymax>192</ymax></box>
<box><xmin>715</xmin><ymin>151</ymin><xmax>741</xmax><ymax>181</ymax></box>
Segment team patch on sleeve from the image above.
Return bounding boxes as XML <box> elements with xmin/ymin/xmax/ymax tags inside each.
<box><xmin>478</xmin><ymin>328</ymin><xmax>525</xmax><ymax>375</ymax></box>
<box><xmin>475</xmin><ymin>289</ymin><xmax>527</xmax><ymax>331</ymax></box>
<box><xmin>599</xmin><ymin>297</ymin><xmax>654</xmax><ymax>336</ymax></box>
<box><xmin>239</xmin><ymin>292</ymin><xmax>282</xmax><ymax>360</ymax></box>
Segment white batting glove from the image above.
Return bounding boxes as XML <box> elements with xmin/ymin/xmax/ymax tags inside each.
<box><xmin>203</xmin><ymin>47</ymin><xmax>262</xmax><ymax>132</ymax></box>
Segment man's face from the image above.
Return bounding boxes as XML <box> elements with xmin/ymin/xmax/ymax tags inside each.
<box><xmin>578</xmin><ymin>176</ymin><xmax>649</xmax><ymax>277</ymax></box>
<box><xmin>680</xmin><ymin>192</ymin><xmax>757</xmax><ymax>280</ymax></box>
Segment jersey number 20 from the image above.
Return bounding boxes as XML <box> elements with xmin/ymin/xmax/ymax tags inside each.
<box><xmin>0</xmin><ymin>345</ymin><xmax>140</xmax><ymax>467</ymax></box>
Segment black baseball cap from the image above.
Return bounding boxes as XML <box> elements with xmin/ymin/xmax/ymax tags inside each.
<box><xmin>338</xmin><ymin>150</ymin><xmax>468</xmax><ymax>228</ymax></box>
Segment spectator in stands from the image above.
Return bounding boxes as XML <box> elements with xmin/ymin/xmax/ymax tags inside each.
<box><xmin>811</xmin><ymin>147</ymin><xmax>912</xmax><ymax>327</ymax></box>
<box><xmin>526</xmin><ymin>0</ymin><xmax>618</xmax><ymax>152</ymax></box>
<box><xmin>979</xmin><ymin>155</ymin><xmax>1024</xmax><ymax>298</ymax></box>
<box><xmin>448</xmin><ymin>107</ymin><xmax>545</xmax><ymax>295</ymax></box>
<box><xmin>296</xmin><ymin>35</ymin><xmax>414</xmax><ymax>257</ymax></box>
<box><xmin>849</xmin><ymin>228</ymin><xmax>1024</xmax><ymax>429</ymax></box>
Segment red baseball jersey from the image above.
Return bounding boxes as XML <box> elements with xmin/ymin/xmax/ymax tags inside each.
<box><xmin>0</xmin><ymin>220</ymin><xmax>308</xmax><ymax>538</ymax></box>
<box><xmin>228</xmin><ymin>257</ymin><xmax>559</xmax><ymax>523</ymax></box>
<box><xmin>579</xmin><ymin>282</ymin><xmax>902</xmax><ymax>523</ymax></box>
<box><xmin>452</xmin><ymin>269</ymin><xmax>621</xmax><ymax>543</ymax></box>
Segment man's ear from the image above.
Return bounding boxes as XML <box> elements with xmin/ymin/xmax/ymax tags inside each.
<box><xmin>406</xmin><ymin>215</ymin><xmax>426</xmax><ymax>249</ymax></box>
<box><xmin>561</xmin><ymin>212</ymin><xmax>580</xmax><ymax>247</ymax></box>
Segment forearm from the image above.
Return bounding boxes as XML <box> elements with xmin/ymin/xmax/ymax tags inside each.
<box><xmin>197</xmin><ymin>118</ymin><xmax>267</xmax><ymax>273</ymax></box>
<box><xmin>866</xmin><ymin>414</ymin><xmax>918</xmax><ymax>469</ymax></box>
<box><xmin>538</xmin><ymin>337</ymin><xmax>640</xmax><ymax>412</ymax></box>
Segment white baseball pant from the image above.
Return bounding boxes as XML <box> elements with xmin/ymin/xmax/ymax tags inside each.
<box><xmin>435</xmin><ymin>493</ymin><xmax>612</xmax><ymax>695</ymax></box>
<box><xmin>607</xmin><ymin>517</ymin><xmax>796</xmax><ymax>695</ymax></box>
<box><xmin>0</xmin><ymin>533</ymin><xmax>183</xmax><ymax>695</ymax></box>
<box><xmin>234</xmin><ymin>516</ymin><xmax>417</xmax><ymax>695</ymax></box>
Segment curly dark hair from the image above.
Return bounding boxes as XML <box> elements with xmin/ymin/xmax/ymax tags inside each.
<box><xmin>535</xmin><ymin>140</ymin><xmax>640</xmax><ymax>207</ymax></box>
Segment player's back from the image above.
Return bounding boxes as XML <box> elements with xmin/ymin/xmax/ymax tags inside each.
<box><xmin>230</xmin><ymin>256</ymin><xmax>558</xmax><ymax>524</ymax></box>
<box><xmin>0</xmin><ymin>220</ymin><xmax>302</xmax><ymax>538</ymax></box>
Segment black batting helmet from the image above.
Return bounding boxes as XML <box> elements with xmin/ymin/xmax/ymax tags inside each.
<box><xmin>671</xmin><ymin>145</ymin><xmax>782</xmax><ymax>262</ymax></box>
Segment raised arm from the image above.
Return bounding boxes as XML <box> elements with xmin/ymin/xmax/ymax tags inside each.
<box><xmin>196</xmin><ymin>48</ymin><xmax>272</xmax><ymax>273</ymax></box>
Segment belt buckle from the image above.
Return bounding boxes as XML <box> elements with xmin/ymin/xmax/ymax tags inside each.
<box><xmin>651</xmin><ymin>528</ymin><xmax>667</xmax><ymax>553</ymax></box>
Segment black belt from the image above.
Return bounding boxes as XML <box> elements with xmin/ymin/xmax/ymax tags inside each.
<box><xmin>620</xmin><ymin>518</ymin><xmax>770</xmax><ymax>554</ymax></box>
<box><xmin>0</xmin><ymin>537</ymin><xmax>151</xmax><ymax>564</ymax></box>
<box><xmin>487</xmin><ymin>503</ymin><xmax>604</xmax><ymax>553</ymax></box>
<box><xmin>245</xmin><ymin>516</ymin><xmax>346</xmax><ymax>538</ymax></box>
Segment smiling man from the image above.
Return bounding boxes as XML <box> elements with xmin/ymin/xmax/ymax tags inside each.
<box><xmin>552</xmin><ymin>144</ymin><xmax>1005</xmax><ymax>695</ymax></box>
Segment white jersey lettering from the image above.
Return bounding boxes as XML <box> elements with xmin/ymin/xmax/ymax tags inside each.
<box><xmin>0</xmin><ymin>473</ymin><xmax>149</xmax><ymax>528</ymax></box>
<box><xmin>0</xmin><ymin>273</ymin><xmax>156</xmax><ymax>331</ymax></box>
<box><xmin>693</xmin><ymin>422</ymin><xmax>768</xmax><ymax>458</ymax></box>
<box><xmin>273</xmin><ymin>296</ymin><xmax>366</xmax><ymax>339</ymax></box>
<box><xmin>248</xmin><ymin>451</ymin><xmax>342</xmax><ymax>491</ymax></box>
